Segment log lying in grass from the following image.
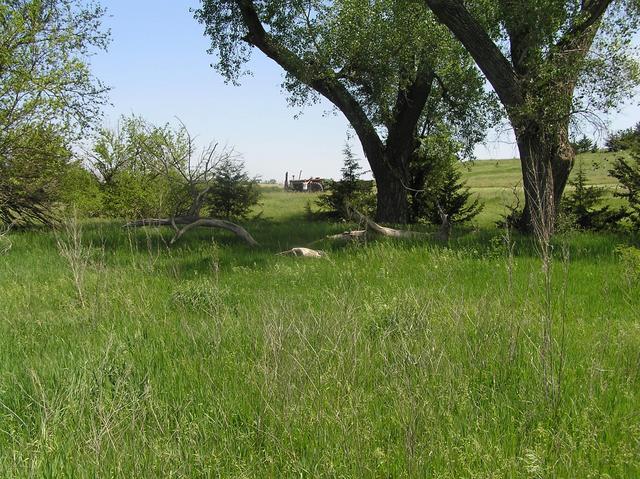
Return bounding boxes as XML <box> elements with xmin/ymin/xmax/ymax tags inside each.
<box><xmin>277</xmin><ymin>247</ymin><xmax>327</xmax><ymax>258</ymax></box>
<box><xmin>347</xmin><ymin>206</ymin><xmax>427</xmax><ymax>239</ymax></box>
<box><xmin>325</xmin><ymin>230</ymin><xmax>368</xmax><ymax>242</ymax></box>
<box><xmin>124</xmin><ymin>216</ymin><xmax>259</xmax><ymax>247</ymax></box>
<box><xmin>325</xmin><ymin>206</ymin><xmax>430</xmax><ymax>242</ymax></box>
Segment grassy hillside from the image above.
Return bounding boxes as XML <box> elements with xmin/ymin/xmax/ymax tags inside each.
<box><xmin>460</xmin><ymin>151</ymin><xmax>628</xmax><ymax>225</ymax></box>
<box><xmin>1</xmin><ymin>157</ymin><xmax>639</xmax><ymax>477</ymax></box>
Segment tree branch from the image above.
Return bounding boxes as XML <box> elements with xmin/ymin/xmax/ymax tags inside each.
<box><xmin>425</xmin><ymin>0</ymin><xmax>523</xmax><ymax>108</ymax></box>
<box><xmin>236</xmin><ymin>0</ymin><xmax>385</xmax><ymax>165</ymax></box>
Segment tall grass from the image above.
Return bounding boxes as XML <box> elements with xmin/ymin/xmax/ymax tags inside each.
<box><xmin>0</xmin><ymin>188</ymin><xmax>638</xmax><ymax>477</ymax></box>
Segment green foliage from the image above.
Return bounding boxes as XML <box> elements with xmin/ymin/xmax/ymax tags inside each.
<box><xmin>410</xmin><ymin>133</ymin><xmax>483</xmax><ymax>225</ymax></box>
<box><xmin>0</xmin><ymin>0</ymin><xmax>109</xmax><ymax>134</ymax></box>
<box><xmin>0</xmin><ymin>0</ymin><xmax>108</xmax><ymax>226</ymax></box>
<box><xmin>58</xmin><ymin>162</ymin><xmax>104</xmax><ymax>217</ymax></box>
<box><xmin>195</xmin><ymin>0</ymin><xmax>496</xmax><ymax>223</ymax></box>
<box><xmin>571</xmin><ymin>135</ymin><xmax>596</xmax><ymax>154</ymax></box>
<box><xmin>86</xmin><ymin>117</ymin><xmax>200</xmax><ymax>219</ymax></box>
<box><xmin>0</xmin><ymin>125</ymin><xmax>72</xmax><ymax>226</ymax></box>
<box><xmin>205</xmin><ymin>157</ymin><xmax>261</xmax><ymax>220</ymax></box>
<box><xmin>606</xmin><ymin>122</ymin><xmax>640</xmax><ymax>152</ymax></box>
<box><xmin>609</xmin><ymin>146</ymin><xmax>640</xmax><ymax>230</ymax></box>
<box><xmin>100</xmin><ymin>171</ymin><xmax>168</xmax><ymax>219</ymax></box>
<box><xmin>316</xmin><ymin>143</ymin><xmax>376</xmax><ymax>219</ymax></box>
<box><xmin>561</xmin><ymin>162</ymin><xmax>624</xmax><ymax>231</ymax></box>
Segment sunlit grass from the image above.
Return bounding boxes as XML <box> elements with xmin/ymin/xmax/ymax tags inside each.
<box><xmin>0</xmin><ymin>158</ymin><xmax>639</xmax><ymax>477</ymax></box>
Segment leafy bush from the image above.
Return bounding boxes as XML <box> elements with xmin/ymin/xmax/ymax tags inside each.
<box><xmin>58</xmin><ymin>162</ymin><xmax>104</xmax><ymax>217</ymax></box>
<box><xmin>316</xmin><ymin>144</ymin><xmax>376</xmax><ymax>219</ymax></box>
<box><xmin>100</xmin><ymin>171</ymin><xmax>167</xmax><ymax>219</ymax></box>
<box><xmin>0</xmin><ymin>125</ymin><xmax>71</xmax><ymax>226</ymax></box>
<box><xmin>205</xmin><ymin>157</ymin><xmax>260</xmax><ymax>220</ymax></box>
<box><xmin>86</xmin><ymin>117</ymin><xmax>198</xmax><ymax>219</ymax></box>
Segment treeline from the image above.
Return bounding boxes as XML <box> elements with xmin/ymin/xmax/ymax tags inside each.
<box><xmin>318</xmin><ymin>126</ymin><xmax>640</xmax><ymax>233</ymax></box>
<box><xmin>1</xmin><ymin>116</ymin><xmax>261</xmax><ymax>227</ymax></box>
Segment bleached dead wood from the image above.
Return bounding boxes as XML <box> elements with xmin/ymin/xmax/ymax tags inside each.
<box><xmin>328</xmin><ymin>205</ymin><xmax>429</xmax><ymax>240</ymax></box>
<box><xmin>325</xmin><ymin>230</ymin><xmax>367</xmax><ymax>242</ymax></box>
<box><xmin>124</xmin><ymin>216</ymin><xmax>258</xmax><ymax>247</ymax></box>
<box><xmin>277</xmin><ymin>247</ymin><xmax>327</xmax><ymax>258</ymax></box>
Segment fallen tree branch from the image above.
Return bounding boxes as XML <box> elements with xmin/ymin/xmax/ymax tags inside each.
<box><xmin>325</xmin><ymin>230</ymin><xmax>368</xmax><ymax>242</ymax></box>
<box><xmin>323</xmin><ymin>206</ymin><xmax>448</xmax><ymax>243</ymax></box>
<box><xmin>277</xmin><ymin>247</ymin><xmax>327</xmax><ymax>258</ymax></box>
<box><xmin>345</xmin><ymin>206</ymin><xmax>428</xmax><ymax>239</ymax></box>
<box><xmin>124</xmin><ymin>216</ymin><xmax>258</xmax><ymax>247</ymax></box>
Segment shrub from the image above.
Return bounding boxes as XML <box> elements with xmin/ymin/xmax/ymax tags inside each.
<box><xmin>609</xmin><ymin>145</ymin><xmax>640</xmax><ymax>230</ymax></box>
<box><xmin>205</xmin><ymin>157</ymin><xmax>261</xmax><ymax>220</ymax></box>
<box><xmin>0</xmin><ymin>125</ymin><xmax>71</xmax><ymax>226</ymax></box>
<box><xmin>87</xmin><ymin>117</ymin><xmax>197</xmax><ymax>219</ymax></box>
<box><xmin>561</xmin><ymin>162</ymin><xmax>626</xmax><ymax>230</ymax></box>
<box><xmin>410</xmin><ymin>135</ymin><xmax>483</xmax><ymax>226</ymax></box>
<box><xmin>100</xmin><ymin>171</ymin><xmax>171</xmax><ymax>219</ymax></box>
<box><xmin>58</xmin><ymin>162</ymin><xmax>104</xmax><ymax>217</ymax></box>
<box><xmin>316</xmin><ymin>144</ymin><xmax>376</xmax><ymax>219</ymax></box>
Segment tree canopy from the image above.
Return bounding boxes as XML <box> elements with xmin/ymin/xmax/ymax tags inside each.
<box><xmin>425</xmin><ymin>0</ymin><xmax>640</xmax><ymax>231</ymax></box>
<box><xmin>0</xmin><ymin>0</ymin><xmax>109</xmax><ymax>225</ymax></box>
<box><xmin>196</xmin><ymin>0</ymin><xmax>496</xmax><ymax>223</ymax></box>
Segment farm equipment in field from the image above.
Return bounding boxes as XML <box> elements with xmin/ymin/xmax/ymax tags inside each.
<box><xmin>284</xmin><ymin>172</ymin><xmax>324</xmax><ymax>192</ymax></box>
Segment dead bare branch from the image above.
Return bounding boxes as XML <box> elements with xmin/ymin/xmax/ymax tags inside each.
<box><xmin>346</xmin><ymin>205</ymin><xmax>427</xmax><ymax>239</ymax></box>
<box><xmin>124</xmin><ymin>216</ymin><xmax>258</xmax><ymax>247</ymax></box>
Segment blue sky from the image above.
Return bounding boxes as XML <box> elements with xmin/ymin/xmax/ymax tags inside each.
<box><xmin>91</xmin><ymin>0</ymin><xmax>640</xmax><ymax>180</ymax></box>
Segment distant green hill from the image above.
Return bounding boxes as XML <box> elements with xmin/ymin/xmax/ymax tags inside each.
<box><xmin>461</xmin><ymin>151</ymin><xmax>629</xmax><ymax>225</ymax></box>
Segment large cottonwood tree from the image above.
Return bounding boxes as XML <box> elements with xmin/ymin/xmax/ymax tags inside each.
<box><xmin>195</xmin><ymin>0</ymin><xmax>493</xmax><ymax>223</ymax></box>
<box><xmin>424</xmin><ymin>0</ymin><xmax>640</xmax><ymax>230</ymax></box>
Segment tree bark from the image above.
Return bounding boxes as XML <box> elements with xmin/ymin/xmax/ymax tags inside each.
<box><xmin>516</xmin><ymin>123</ymin><xmax>575</xmax><ymax>232</ymax></box>
<box><xmin>374</xmin><ymin>165</ymin><xmax>409</xmax><ymax>224</ymax></box>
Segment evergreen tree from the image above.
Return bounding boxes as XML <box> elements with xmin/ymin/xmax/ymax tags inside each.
<box><xmin>562</xmin><ymin>162</ymin><xmax>620</xmax><ymax>230</ymax></box>
<box><xmin>206</xmin><ymin>157</ymin><xmax>260</xmax><ymax>220</ymax></box>
<box><xmin>410</xmin><ymin>134</ymin><xmax>483</xmax><ymax>226</ymax></box>
<box><xmin>317</xmin><ymin>144</ymin><xmax>375</xmax><ymax>219</ymax></box>
<box><xmin>610</xmin><ymin>147</ymin><xmax>640</xmax><ymax>230</ymax></box>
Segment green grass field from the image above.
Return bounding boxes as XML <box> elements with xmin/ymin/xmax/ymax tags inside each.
<box><xmin>460</xmin><ymin>151</ymin><xmax>629</xmax><ymax>225</ymax></box>
<box><xmin>1</xmin><ymin>154</ymin><xmax>639</xmax><ymax>477</ymax></box>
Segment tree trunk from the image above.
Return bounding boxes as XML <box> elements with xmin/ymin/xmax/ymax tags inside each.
<box><xmin>368</xmin><ymin>147</ymin><xmax>411</xmax><ymax>224</ymax></box>
<box><xmin>516</xmin><ymin>123</ymin><xmax>574</xmax><ymax>233</ymax></box>
<box><xmin>375</xmin><ymin>172</ymin><xmax>409</xmax><ymax>224</ymax></box>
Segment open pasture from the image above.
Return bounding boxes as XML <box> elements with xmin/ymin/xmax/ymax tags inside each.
<box><xmin>1</xmin><ymin>155</ymin><xmax>639</xmax><ymax>477</ymax></box>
